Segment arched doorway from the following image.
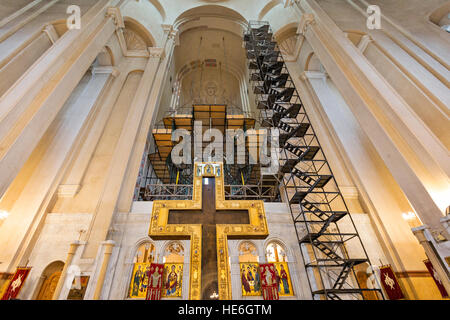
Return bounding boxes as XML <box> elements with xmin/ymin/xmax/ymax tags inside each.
<box><xmin>35</xmin><ymin>261</ymin><xmax>64</xmax><ymax>300</ymax></box>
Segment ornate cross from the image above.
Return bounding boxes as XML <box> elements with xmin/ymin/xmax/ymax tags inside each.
<box><xmin>149</xmin><ymin>162</ymin><xmax>268</xmax><ymax>299</ymax></box>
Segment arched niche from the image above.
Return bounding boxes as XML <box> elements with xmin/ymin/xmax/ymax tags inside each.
<box><xmin>429</xmin><ymin>3</ymin><xmax>450</xmax><ymax>31</ymax></box>
<box><xmin>134</xmin><ymin>241</ymin><xmax>156</xmax><ymax>264</ymax></box>
<box><xmin>128</xmin><ymin>241</ymin><xmax>156</xmax><ymax>299</ymax></box>
<box><xmin>123</xmin><ymin>17</ymin><xmax>156</xmax><ymax>51</ymax></box>
<box><xmin>35</xmin><ymin>260</ymin><xmax>64</xmax><ymax>300</ymax></box>
<box><xmin>265</xmin><ymin>240</ymin><xmax>294</xmax><ymax>297</ymax></box>
<box><xmin>171</xmin><ymin>5</ymin><xmax>249</xmax><ymax>114</ymax></box>
<box><xmin>95</xmin><ymin>46</ymin><xmax>115</xmax><ymax>66</ymax></box>
<box><xmin>161</xmin><ymin>241</ymin><xmax>184</xmax><ymax>298</ymax></box>
<box><xmin>274</xmin><ymin>23</ymin><xmax>298</xmax><ymax>57</ymax></box>
<box><xmin>238</xmin><ymin>241</ymin><xmax>259</xmax><ymax>263</ymax></box>
<box><xmin>174</xmin><ymin>5</ymin><xmax>247</xmax><ymax>30</ymax></box>
<box><xmin>238</xmin><ymin>241</ymin><xmax>261</xmax><ymax>297</ymax></box>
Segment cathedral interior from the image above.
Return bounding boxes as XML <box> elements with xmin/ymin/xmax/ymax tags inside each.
<box><xmin>0</xmin><ymin>0</ymin><xmax>449</xmax><ymax>301</ymax></box>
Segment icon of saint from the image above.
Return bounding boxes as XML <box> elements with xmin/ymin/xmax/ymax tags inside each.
<box><xmin>280</xmin><ymin>265</ymin><xmax>290</xmax><ymax>294</ymax></box>
<box><xmin>165</xmin><ymin>265</ymin><xmax>178</xmax><ymax>296</ymax></box>
<box><xmin>241</xmin><ymin>266</ymin><xmax>250</xmax><ymax>293</ymax></box>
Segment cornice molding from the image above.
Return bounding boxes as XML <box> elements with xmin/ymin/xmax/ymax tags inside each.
<box><xmin>106</xmin><ymin>7</ymin><xmax>125</xmax><ymax>29</ymax></box>
<box><xmin>297</xmin><ymin>13</ymin><xmax>316</xmax><ymax>35</ymax></box>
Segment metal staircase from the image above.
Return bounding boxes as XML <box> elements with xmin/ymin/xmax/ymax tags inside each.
<box><xmin>244</xmin><ymin>21</ymin><xmax>384</xmax><ymax>300</ymax></box>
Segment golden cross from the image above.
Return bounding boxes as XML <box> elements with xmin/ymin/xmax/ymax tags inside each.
<box><xmin>148</xmin><ymin>162</ymin><xmax>268</xmax><ymax>299</ymax></box>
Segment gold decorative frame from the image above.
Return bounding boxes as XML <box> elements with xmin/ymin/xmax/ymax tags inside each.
<box><xmin>148</xmin><ymin>162</ymin><xmax>268</xmax><ymax>299</ymax></box>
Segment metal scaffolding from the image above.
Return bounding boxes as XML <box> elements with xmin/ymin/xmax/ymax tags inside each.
<box><xmin>244</xmin><ymin>21</ymin><xmax>384</xmax><ymax>300</ymax></box>
<box><xmin>136</xmin><ymin>103</ymin><xmax>281</xmax><ymax>201</ymax></box>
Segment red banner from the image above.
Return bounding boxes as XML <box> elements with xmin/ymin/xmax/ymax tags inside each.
<box><xmin>379</xmin><ymin>265</ymin><xmax>404</xmax><ymax>300</ymax></box>
<box><xmin>424</xmin><ymin>259</ymin><xmax>448</xmax><ymax>298</ymax></box>
<box><xmin>259</xmin><ymin>263</ymin><xmax>279</xmax><ymax>300</ymax></box>
<box><xmin>145</xmin><ymin>263</ymin><xmax>164</xmax><ymax>300</ymax></box>
<box><xmin>1</xmin><ymin>267</ymin><xmax>31</xmax><ymax>300</ymax></box>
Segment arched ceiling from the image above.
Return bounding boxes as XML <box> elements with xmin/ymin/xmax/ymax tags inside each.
<box><xmin>174</xmin><ymin>24</ymin><xmax>245</xmax><ymax>81</ymax></box>
<box><xmin>120</xmin><ymin>1</ymin><xmax>300</xmax><ymax>46</ymax></box>
<box><xmin>173</xmin><ymin>5</ymin><xmax>248</xmax><ymax>81</ymax></box>
<box><xmin>148</xmin><ymin>0</ymin><xmax>284</xmax><ymax>25</ymax></box>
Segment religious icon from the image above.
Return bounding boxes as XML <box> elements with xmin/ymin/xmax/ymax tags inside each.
<box><xmin>145</xmin><ymin>263</ymin><xmax>164</xmax><ymax>300</ymax></box>
<box><xmin>162</xmin><ymin>263</ymin><xmax>183</xmax><ymax>297</ymax></box>
<box><xmin>273</xmin><ymin>262</ymin><xmax>293</xmax><ymax>296</ymax></box>
<box><xmin>1</xmin><ymin>267</ymin><xmax>32</xmax><ymax>300</ymax></box>
<box><xmin>128</xmin><ymin>242</ymin><xmax>156</xmax><ymax>298</ymax></box>
<box><xmin>205</xmin><ymin>82</ymin><xmax>217</xmax><ymax>97</ymax></box>
<box><xmin>216</xmin><ymin>166</ymin><xmax>221</xmax><ymax>177</ymax></box>
<box><xmin>265</xmin><ymin>242</ymin><xmax>293</xmax><ymax>297</ymax></box>
<box><xmin>240</xmin><ymin>263</ymin><xmax>261</xmax><ymax>296</ymax></box>
<box><xmin>141</xmin><ymin>265</ymin><xmax>151</xmax><ymax>293</ymax></box>
<box><xmin>129</xmin><ymin>263</ymin><xmax>150</xmax><ymax>298</ymax></box>
<box><xmin>260</xmin><ymin>263</ymin><xmax>278</xmax><ymax>300</ymax></box>
<box><xmin>148</xmin><ymin>163</ymin><xmax>269</xmax><ymax>299</ymax></box>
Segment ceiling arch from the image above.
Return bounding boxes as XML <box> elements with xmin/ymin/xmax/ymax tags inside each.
<box><xmin>148</xmin><ymin>0</ymin><xmax>166</xmax><ymax>21</ymax></box>
<box><xmin>258</xmin><ymin>0</ymin><xmax>282</xmax><ymax>21</ymax></box>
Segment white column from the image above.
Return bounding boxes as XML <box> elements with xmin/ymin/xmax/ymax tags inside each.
<box><xmin>230</xmin><ymin>256</ymin><xmax>241</xmax><ymax>300</ymax></box>
<box><xmin>82</xmin><ymin>29</ymin><xmax>177</xmax><ymax>258</ymax></box>
<box><xmin>298</xmin><ymin>1</ymin><xmax>449</xmax><ymax>238</ymax></box>
<box><xmin>412</xmin><ymin>227</ymin><xmax>450</xmax><ymax>294</ymax></box>
<box><xmin>0</xmin><ymin>68</ymin><xmax>113</xmax><ymax>274</ymax></box>
<box><xmin>0</xmin><ymin>1</ymin><xmax>119</xmax><ymax>199</ymax></box>
<box><xmin>297</xmin><ymin>70</ymin><xmax>427</xmax><ymax>288</ymax></box>
<box><xmin>57</xmin><ymin>66</ymin><xmax>120</xmax><ymax>198</ymax></box>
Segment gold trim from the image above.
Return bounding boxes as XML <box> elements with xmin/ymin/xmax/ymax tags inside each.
<box><xmin>395</xmin><ymin>271</ymin><xmax>432</xmax><ymax>278</ymax></box>
<box><xmin>148</xmin><ymin>162</ymin><xmax>268</xmax><ymax>299</ymax></box>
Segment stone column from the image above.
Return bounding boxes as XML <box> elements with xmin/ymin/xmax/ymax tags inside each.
<box><xmin>294</xmin><ymin>2</ymin><xmax>450</xmax><ymax>290</ymax></box>
<box><xmin>238</xmin><ymin>76</ymin><xmax>249</xmax><ymax>114</ymax></box>
<box><xmin>82</xmin><ymin>27</ymin><xmax>177</xmax><ymax>259</ymax></box>
<box><xmin>0</xmin><ymin>63</ymin><xmax>115</xmax><ymax>274</ymax></box>
<box><xmin>57</xmin><ymin>66</ymin><xmax>120</xmax><ymax>198</ymax></box>
<box><xmin>0</xmin><ymin>0</ymin><xmax>60</xmax><ymax>43</ymax></box>
<box><xmin>230</xmin><ymin>256</ymin><xmax>241</xmax><ymax>300</ymax></box>
<box><xmin>0</xmin><ymin>1</ymin><xmax>119</xmax><ymax>199</ymax></box>
<box><xmin>116</xmin><ymin>29</ymin><xmax>179</xmax><ymax>213</ymax></box>
<box><xmin>182</xmin><ymin>240</ymin><xmax>191</xmax><ymax>299</ymax></box>
<box><xmin>412</xmin><ymin>227</ymin><xmax>450</xmax><ymax>294</ymax></box>
<box><xmin>93</xmin><ymin>240</ymin><xmax>115</xmax><ymax>300</ymax></box>
<box><xmin>296</xmin><ymin>0</ymin><xmax>449</xmax><ymax>239</ymax></box>
<box><xmin>52</xmin><ymin>241</ymin><xmax>80</xmax><ymax>300</ymax></box>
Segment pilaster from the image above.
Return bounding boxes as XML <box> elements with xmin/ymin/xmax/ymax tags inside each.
<box><xmin>412</xmin><ymin>226</ymin><xmax>450</xmax><ymax>294</ymax></box>
<box><xmin>0</xmin><ymin>1</ymin><xmax>118</xmax><ymax>200</ymax></box>
<box><xmin>82</xmin><ymin>40</ymin><xmax>171</xmax><ymax>258</ymax></box>
<box><xmin>52</xmin><ymin>241</ymin><xmax>81</xmax><ymax>300</ymax></box>
<box><xmin>0</xmin><ymin>44</ymin><xmax>114</xmax><ymax>274</ymax></box>
<box><xmin>298</xmin><ymin>0</ymin><xmax>449</xmax><ymax>241</ymax></box>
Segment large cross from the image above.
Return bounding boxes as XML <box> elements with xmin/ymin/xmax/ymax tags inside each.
<box><xmin>149</xmin><ymin>162</ymin><xmax>268</xmax><ymax>299</ymax></box>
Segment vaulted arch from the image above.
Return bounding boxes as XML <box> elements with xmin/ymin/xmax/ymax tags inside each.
<box><xmin>123</xmin><ymin>17</ymin><xmax>156</xmax><ymax>49</ymax></box>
